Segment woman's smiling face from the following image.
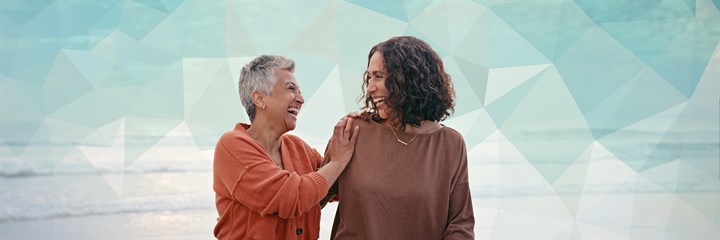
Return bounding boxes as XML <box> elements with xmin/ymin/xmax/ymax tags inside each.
<box><xmin>264</xmin><ymin>69</ymin><xmax>304</xmax><ymax>132</ymax></box>
<box><xmin>365</xmin><ymin>51</ymin><xmax>392</xmax><ymax>120</ymax></box>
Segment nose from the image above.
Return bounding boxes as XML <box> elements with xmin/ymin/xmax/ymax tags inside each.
<box><xmin>295</xmin><ymin>92</ymin><xmax>304</xmax><ymax>105</ymax></box>
<box><xmin>367</xmin><ymin>80</ymin><xmax>377</xmax><ymax>94</ymax></box>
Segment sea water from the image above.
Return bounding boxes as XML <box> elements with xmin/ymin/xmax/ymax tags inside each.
<box><xmin>1</xmin><ymin>129</ymin><xmax>718</xmax><ymax>239</ymax></box>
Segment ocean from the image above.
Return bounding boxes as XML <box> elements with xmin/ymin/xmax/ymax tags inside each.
<box><xmin>1</xmin><ymin>127</ymin><xmax>718</xmax><ymax>239</ymax></box>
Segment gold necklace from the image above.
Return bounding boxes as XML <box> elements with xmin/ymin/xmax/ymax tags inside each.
<box><xmin>389</xmin><ymin>124</ymin><xmax>425</xmax><ymax>145</ymax></box>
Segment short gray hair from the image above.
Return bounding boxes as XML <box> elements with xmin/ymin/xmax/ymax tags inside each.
<box><xmin>238</xmin><ymin>55</ymin><xmax>295</xmax><ymax>122</ymax></box>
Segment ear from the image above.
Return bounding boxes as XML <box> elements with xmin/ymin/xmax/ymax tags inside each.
<box><xmin>252</xmin><ymin>91</ymin><xmax>265</xmax><ymax>110</ymax></box>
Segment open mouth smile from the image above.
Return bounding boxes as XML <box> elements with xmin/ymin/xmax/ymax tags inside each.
<box><xmin>287</xmin><ymin>107</ymin><xmax>300</xmax><ymax>118</ymax></box>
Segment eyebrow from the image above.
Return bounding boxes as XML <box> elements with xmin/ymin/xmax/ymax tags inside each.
<box><xmin>365</xmin><ymin>70</ymin><xmax>385</xmax><ymax>75</ymax></box>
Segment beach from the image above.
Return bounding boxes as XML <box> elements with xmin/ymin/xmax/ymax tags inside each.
<box><xmin>3</xmin><ymin>194</ymin><xmax>717</xmax><ymax>239</ymax></box>
<box><xmin>1</xmin><ymin>209</ymin><xmax>215</xmax><ymax>239</ymax></box>
<box><xmin>1</xmin><ymin>129</ymin><xmax>718</xmax><ymax>239</ymax></box>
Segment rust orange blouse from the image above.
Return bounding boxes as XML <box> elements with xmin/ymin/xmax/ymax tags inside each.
<box><xmin>213</xmin><ymin>123</ymin><xmax>328</xmax><ymax>239</ymax></box>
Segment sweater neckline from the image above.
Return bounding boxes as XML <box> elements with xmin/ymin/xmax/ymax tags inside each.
<box><xmin>367</xmin><ymin>120</ymin><xmax>445</xmax><ymax>137</ymax></box>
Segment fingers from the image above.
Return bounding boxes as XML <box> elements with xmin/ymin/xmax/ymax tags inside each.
<box><xmin>333</xmin><ymin>115</ymin><xmax>359</xmax><ymax>143</ymax></box>
<box><xmin>349</xmin><ymin>126</ymin><xmax>359</xmax><ymax>145</ymax></box>
<box><xmin>333</xmin><ymin>117</ymin><xmax>347</xmax><ymax>138</ymax></box>
<box><xmin>345</xmin><ymin>108</ymin><xmax>370</xmax><ymax>119</ymax></box>
<box><xmin>335</xmin><ymin>117</ymin><xmax>347</xmax><ymax>128</ymax></box>
<box><xmin>343</xmin><ymin>117</ymin><xmax>354</xmax><ymax>140</ymax></box>
<box><xmin>346</xmin><ymin>112</ymin><xmax>359</xmax><ymax>118</ymax></box>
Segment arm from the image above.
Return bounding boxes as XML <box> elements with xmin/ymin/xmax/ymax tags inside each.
<box><xmin>318</xmin><ymin>110</ymin><xmax>365</xmax><ymax>207</ymax></box>
<box><xmin>319</xmin><ymin>138</ymin><xmax>340</xmax><ymax>208</ymax></box>
<box><xmin>214</xmin><ymin>118</ymin><xmax>358</xmax><ymax>219</ymax></box>
<box><xmin>319</xmin><ymin>180</ymin><xmax>339</xmax><ymax>208</ymax></box>
<box><xmin>443</xmin><ymin>141</ymin><xmax>475</xmax><ymax>239</ymax></box>
<box><xmin>215</xmin><ymin>138</ymin><xmax>327</xmax><ymax>219</ymax></box>
<box><xmin>316</xmin><ymin>117</ymin><xmax>358</xmax><ymax>188</ymax></box>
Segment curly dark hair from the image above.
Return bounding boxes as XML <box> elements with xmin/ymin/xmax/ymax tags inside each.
<box><xmin>361</xmin><ymin>36</ymin><xmax>455</xmax><ymax>131</ymax></box>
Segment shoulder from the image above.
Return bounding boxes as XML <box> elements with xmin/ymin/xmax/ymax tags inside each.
<box><xmin>214</xmin><ymin>125</ymin><xmax>267</xmax><ymax>166</ymax></box>
<box><xmin>281</xmin><ymin>134</ymin><xmax>307</xmax><ymax>145</ymax></box>
<box><xmin>281</xmin><ymin>134</ymin><xmax>316</xmax><ymax>152</ymax></box>
<box><xmin>353</xmin><ymin>118</ymin><xmax>383</xmax><ymax>132</ymax></box>
<box><xmin>350</xmin><ymin>119</ymin><xmax>384</xmax><ymax>143</ymax></box>
<box><xmin>440</xmin><ymin>125</ymin><xmax>464</xmax><ymax>140</ymax></box>
<box><xmin>437</xmin><ymin>125</ymin><xmax>467</xmax><ymax>148</ymax></box>
<box><xmin>435</xmin><ymin>126</ymin><xmax>469</xmax><ymax>168</ymax></box>
<box><xmin>219</xmin><ymin>127</ymin><xmax>252</xmax><ymax>144</ymax></box>
<box><xmin>217</xmin><ymin>125</ymin><xmax>258</xmax><ymax>152</ymax></box>
<box><xmin>281</xmin><ymin>134</ymin><xmax>322</xmax><ymax>164</ymax></box>
<box><xmin>353</xmin><ymin>118</ymin><xmax>373</xmax><ymax>128</ymax></box>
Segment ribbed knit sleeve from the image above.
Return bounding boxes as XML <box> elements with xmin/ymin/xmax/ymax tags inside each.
<box><xmin>213</xmin><ymin>132</ymin><xmax>330</xmax><ymax>219</ymax></box>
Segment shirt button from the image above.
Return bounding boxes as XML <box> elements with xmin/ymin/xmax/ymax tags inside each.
<box><xmin>296</xmin><ymin>228</ymin><xmax>303</xmax><ymax>235</ymax></box>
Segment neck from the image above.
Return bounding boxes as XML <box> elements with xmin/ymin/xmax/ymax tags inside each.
<box><xmin>246</xmin><ymin>119</ymin><xmax>283</xmax><ymax>153</ymax></box>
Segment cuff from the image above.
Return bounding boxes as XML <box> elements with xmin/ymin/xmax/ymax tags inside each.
<box><xmin>309</xmin><ymin>172</ymin><xmax>329</xmax><ymax>200</ymax></box>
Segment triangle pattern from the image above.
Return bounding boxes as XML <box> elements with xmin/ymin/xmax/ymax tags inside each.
<box><xmin>77</xmin><ymin>118</ymin><xmax>127</xmax><ymax>196</ymax></box>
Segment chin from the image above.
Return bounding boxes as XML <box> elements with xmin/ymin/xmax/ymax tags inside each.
<box><xmin>378</xmin><ymin>109</ymin><xmax>392</xmax><ymax>120</ymax></box>
<box><xmin>285</xmin><ymin>121</ymin><xmax>297</xmax><ymax>131</ymax></box>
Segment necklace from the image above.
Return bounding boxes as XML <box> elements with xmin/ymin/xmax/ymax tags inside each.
<box><xmin>389</xmin><ymin>124</ymin><xmax>425</xmax><ymax>145</ymax></box>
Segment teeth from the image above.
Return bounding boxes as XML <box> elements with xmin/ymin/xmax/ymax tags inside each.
<box><xmin>287</xmin><ymin>107</ymin><xmax>300</xmax><ymax>115</ymax></box>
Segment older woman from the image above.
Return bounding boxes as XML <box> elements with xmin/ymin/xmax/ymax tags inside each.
<box><xmin>213</xmin><ymin>55</ymin><xmax>359</xmax><ymax>240</ymax></box>
<box><xmin>330</xmin><ymin>36</ymin><xmax>475</xmax><ymax>239</ymax></box>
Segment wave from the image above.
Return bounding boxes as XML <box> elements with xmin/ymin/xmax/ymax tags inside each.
<box><xmin>1</xmin><ymin>134</ymin><xmax>221</xmax><ymax>148</ymax></box>
<box><xmin>0</xmin><ymin>205</ymin><xmax>214</xmax><ymax>223</ymax></box>
<box><xmin>1</xmin><ymin>144</ymin><xmax>213</xmax><ymax>178</ymax></box>
<box><xmin>1</xmin><ymin>170</ymin><xmax>216</xmax><ymax>224</ymax></box>
<box><xmin>0</xmin><ymin>167</ymin><xmax>211</xmax><ymax>178</ymax></box>
<box><xmin>3</xmin><ymin>180</ymin><xmax>716</xmax><ymax>223</ymax></box>
<box><xmin>0</xmin><ymin>192</ymin><xmax>215</xmax><ymax>223</ymax></box>
<box><xmin>4</xmin><ymin>141</ymin><xmax>716</xmax><ymax>178</ymax></box>
<box><xmin>514</xmin><ymin>128</ymin><xmax>719</xmax><ymax>138</ymax></box>
<box><xmin>1</xmin><ymin>152</ymin><xmax>212</xmax><ymax>178</ymax></box>
<box><xmin>471</xmin><ymin>181</ymin><xmax>720</xmax><ymax>197</ymax></box>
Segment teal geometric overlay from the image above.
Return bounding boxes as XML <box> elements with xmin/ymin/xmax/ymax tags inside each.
<box><xmin>2</xmin><ymin>0</ymin><xmax>718</xmax><ymax>239</ymax></box>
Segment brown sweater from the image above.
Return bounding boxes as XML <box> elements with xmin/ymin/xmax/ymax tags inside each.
<box><xmin>213</xmin><ymin>123</ymin><xmax>328</xmax><ymax>240</ymax></box>
<box><xmin>331</xmin><ymin>120</ymin><xmax>474</xmax><ymax>239</ymax></box>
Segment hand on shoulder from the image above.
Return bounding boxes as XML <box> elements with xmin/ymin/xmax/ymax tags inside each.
<box><xmin>343</xmin><ymin>108</ymin><xmax>374</xmax><ymax>121</ymax></box>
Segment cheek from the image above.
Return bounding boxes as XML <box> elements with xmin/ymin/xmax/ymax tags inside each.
<box><xmin>378</xmin><ymin>79</ymin><xmax>388</xmax><ymax>91</ymax></box>
<box><xmin>380</xmin><ymin>88</ymin><xmax>390</xmax><ymax>96</ymax></box>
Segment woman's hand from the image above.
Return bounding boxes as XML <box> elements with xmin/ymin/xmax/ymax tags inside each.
<box><xmin>344</xmin><ymin>108</ymin><xmax>372</xmax><ymax>120</ymax></box>
<box><xmin>326</xmin><ymin>117</ymin><xmax>359</xmax><ymax>165</ymax></box>
<box><xmin>316</xmin><ymin>117</ymin><xmax>360</xmax><ymax>188</ymax></box>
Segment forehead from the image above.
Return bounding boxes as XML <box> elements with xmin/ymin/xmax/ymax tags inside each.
<box><xmin>367</xmin><ymin>51</ymin><xmax>386</xmax><ymax>71</ymax></box>
<box><xmin>274</xmin><ymin>69</ymin><xmax>297</xmax><ymax>85</ymax></box>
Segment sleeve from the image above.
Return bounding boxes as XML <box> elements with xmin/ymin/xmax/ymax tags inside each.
<box><xmin>443</xmin><ymin>140</ymin><xmax>475</xmax><ymax>240</ymax></box>
<box><xmin>213</xmin><ymin>133</ymin><xmax>329</xmax><ymax>219</ymax></box>
<box><xmin>312</xmin><ymin>144</ymin><xmax>324</xmax><ymax>170</ymax></box>
<box><xmin>319</xmin><ymin>181</ymin><xmax>339</xmax><ymax>208</ymax></box>
<box><xmin>319</xmin><ymin>140</ymin><xmax>339</xmax><ymax>208</ymax></box>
